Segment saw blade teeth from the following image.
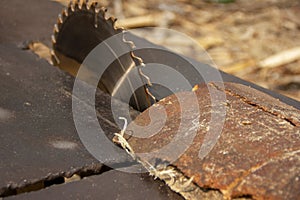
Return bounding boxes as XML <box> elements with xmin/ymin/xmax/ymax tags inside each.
<box><xmin>112</xmin><ymin>18</ymin><xmax>117</xmax><ymax>28</ymax></box>
<box><xmin>85</xmin><ymin>0</ymin><xmax>89</xmax><ymax>8</ymax></box>
<box><xmin>95</xmin><ymin>8</ymin><xmax>100</xmax><ymax>13</ymax></box>
<box><xmin>90</xmin><ymin>2</ymin><xmax>99</xmax><ymax>11</ymax></box>
<box><xmin>80</xmin><ymin>0</ymin><xmax>88</xmax><ymax>10</ymax></box>
<box><xmin>54</xmin><ymin>24</ymin><xmax>59</xmax><ymax>33</ymax></box>
<box><xmin>67</xmin><ymin>0</ymin><xmax>72</xmax><ymax>7</ymax></box>
<box><xmin>51</xmin><ymin>0</ymin><xmax>155</xmax><ymax>108</ymax></box>
<box><xmin>58</xmin><ymin>14</ymin><xmax>63</xmax><ymax>24</ymax></box>
<box><xmin>86</xmin><ymin>4</ymin><xmax>90</xmax><ymax>10</ymax></box>
<box><xmin>53</xmin><ymin>31</ymin><xmax>59</xmax><ymax>42</ymax></box>
<box><xmin>85</xmin><ymin>1</ymin><xmax>90</xmax><ymax>10</ymax></box>
<box><xmin>74</xmin><ymin>1</ymin><xmax>80</xmax><ymax>11</ymax></box>
<box><xmin>115</xmin><ymin>27</ymin><xmax>124</xmax><ymax>33</ymax></box>
<box><xmin>99</xmin><ymin>7</ymin><xmax>107</xmax><ymax>18</ymax></box>
<box><xmin>63</xmin><ymin>8</ymin><xmax>69</xmax><ymax>17</ymax></box>
<box><xmin>94</xmin><ymin>11</ymin><xmax>99</xmax><ymax>28</ymax></box>
<box><xmin>76</xmin><ymin>0</ymin><xmax>82</xmax><ymax>10</ymax></box>
<box><xmin>67</xmin><ymin>1</ymin><xmax>74</xmax><ymax>12</ymax></box>
<box><xmin>70</xmin><ymin>2</ymin><xmax>75</xmax><ymax>12</ymax></box>
<box><xmin>108</xmin><ymin>17</ymin><xmax>117</xmax><ymax>27</ymax></box>
<box><xmin>51</xmin><ymin>35</ymin><xmax>56</xmax><ymax>44</ymax></box>
<box><xmin>50</xmin><ymin>50</ymin><xmax>60</xmax><ymax>65</ymax></box>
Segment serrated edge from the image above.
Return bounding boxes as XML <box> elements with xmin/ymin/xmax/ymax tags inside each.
<box><xmin>51</xmin><ymin>0</ymin><xmax>156</xmax><ymax>103</ymax></box>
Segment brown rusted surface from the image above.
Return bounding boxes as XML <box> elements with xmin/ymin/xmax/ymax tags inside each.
<box><xmin>125</xmin><ymin>82</ymin><xmax>300</xmax><ymax>200</ymax></box>
<box><xmin>213</xmin><ymin>82</ymin><xmax>300</xmax><ymax>126</ymax></box>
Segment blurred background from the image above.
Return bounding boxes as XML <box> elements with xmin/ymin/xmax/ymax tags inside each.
<box><xmin>57</xmin><ymin>0</ymin><xmax>300</xmax><ymax>101</ymax></box>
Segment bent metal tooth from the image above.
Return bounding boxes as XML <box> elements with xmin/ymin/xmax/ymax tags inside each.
<box><xmin>121</xmin><ymin>30</ymin><xmax>156</xmax><ymax>100</ymax></box>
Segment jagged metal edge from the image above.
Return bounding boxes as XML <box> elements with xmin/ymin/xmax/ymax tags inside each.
<box><xmin>51</xmin><ymin>0</ymin><xmax>121</xmax><ymax>64</ymax></box>
<box><xmin>50</xmin><ymin>0</ymin><xmax>156</xmax><ymax>103</ymax></box>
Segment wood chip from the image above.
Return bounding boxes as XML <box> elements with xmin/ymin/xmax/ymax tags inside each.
<box><xmin>197</xmin><ymin>35</ymin><xmax>224</xmax><ymax>50</ymax></box>
<box><xmin>220</xmin><ymin>59</ymin><xmax>256</xmax><ymax>74</ymax></box>
<box><xmin>258</xmin><ymin>47</ymin><xmax>300</xmax><ymax>68</ymax></box>
<box><xmin>116</xmin><ymin>13</ymin><xmax>174</xmax><ymax>29</ymax></box>
<box><xmin>28</xmin><ymin>42</ymin><xmax>52</xmax><ymax>64</ymax></box>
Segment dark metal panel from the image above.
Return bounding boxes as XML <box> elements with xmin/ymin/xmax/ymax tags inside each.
<box><xmin>0</xmin><ymin>0</ymin><xmax>62</xmax><ymax>45</ymax></box>
<box><xmin>0</xmin><ymin>44</ymin><xmax>131</xmax><ymax>196</ymax></box>
<box><xmin>6</xmin><ymin>170</ymin><xmax>183</xmax><ymax>200</ymax></box>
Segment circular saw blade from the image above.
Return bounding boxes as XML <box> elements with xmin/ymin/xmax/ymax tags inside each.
<box><xmin>51</xmin><ymin>0</ymin><xmax>153</xmax><ymax>111</ymax></box>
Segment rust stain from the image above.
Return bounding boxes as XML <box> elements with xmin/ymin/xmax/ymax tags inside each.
<box><xmin>124</xmin><ymin>82</ymin><xmax>300</xmax><ymax>200</ymax></box>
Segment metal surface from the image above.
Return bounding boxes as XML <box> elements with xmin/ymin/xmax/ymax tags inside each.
<box><xmin>0</xmin><ymin>43</ymin><xmax>133</xmax><ymax>197</ymax></box>
<box><xmin>125</xmin><ymin>82</ymin><xmax>300</xmax><ymax>199</ymax></box>
<box><xmin>0</xmin><ymin>0</ymin><xmax>61</xmax><ymax>45</ymax></box>
<box><xmin>7</xmin><ymin>170</ymin><xmax>183</xmax><ymax>200</ymax></box>
<box><xmin>0</xmin><ymin>0</ymin><xmax>180</xmax><ymax>198</ymax></box>
<box><xmin>51</xmin><ymin>0</ymin><xmax>154</xmax><ymax>111</ymax></box>
<box><xmin>1</xmin><ymin>0</ymin><xmax>300</xmax><ymax>199</ymax></box>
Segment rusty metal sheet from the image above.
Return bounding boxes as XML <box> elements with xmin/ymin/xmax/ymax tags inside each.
<box><xmin>124</xmin><ymin>82</ymin><xmax>300</xmax><ymax>200</ymax></box>
<box><xmin>0</xmin><ymin>44</ymin><xmax>135</xmax><ymax>197</ymax></box>
<box><xmin>6</xmin><ymin>170</ymin><xmax>183</xmax><ymax>200</ymax></box>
